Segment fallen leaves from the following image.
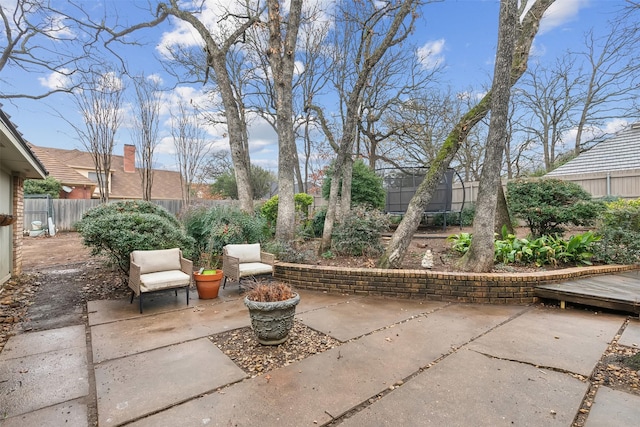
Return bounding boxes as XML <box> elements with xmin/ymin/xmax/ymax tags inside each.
<box><xmin>209</xmin><ymin>321</ymin><xmax>341</xmax><ymax>378</ymax></box>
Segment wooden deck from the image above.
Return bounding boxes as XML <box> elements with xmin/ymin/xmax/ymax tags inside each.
<box><xmin>536</xmin><ymin>271</ymin><xmax>640</xmax><ymax>314</ymax></box>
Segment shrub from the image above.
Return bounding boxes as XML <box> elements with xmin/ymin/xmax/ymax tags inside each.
<box><xmin>433</xmin><ymin>205</ymin><xmax>476</xmax><ymax>227</ymax></box>
<box><xmin>331</xmin><ymin>206</ymin><xmax>389</xmax><ymax>256</ymax></box>
<box><xmin>322</xmin><ymin>159</ymin><xmax>386</xmax><ymax>209</ymax></box>
<box><xmin>76</xmin><ymin>201</ymin><xmax>195</xmax><ymax>281</ymax></box>
<box><xmin>180</xmin><ymin>205</ymin><xmax>211</xmax><ymax>257</ymax></box>
<box><xmin>181</xmin><ymin>205</ymin><xmax>269</xmax><ymax>262</ymax></box>
<box><xmin>210</xmin><ymin>164</ymin><xmax>275</xmax><ymax>199</ymax></box>
<box><xmin>260</xmin><ymin>193</ymin><xmax>314</xmax><ymax>224</ymax></box>
<box><xmin>24</xmin><ymin>177</ymin><xmax>62</xmax><ymax>198</ymax></box>
<box><xmin>592</xmin><ymin>198</ymin><xmax>640</xmax><ymax>264</ymax></box>
<box><xmin>311</xmin><ymin>207</ymin><xmax>327</xmax><ymax>237</ymax></box>
<box><xmin>507</xmin><ymin>179</ymin><xmax>603</xmax><ymax>236</ymax></box>
<box><xmin>262</xmin><ymin>240</ymin><xmax>313</xmax><ymax>264</ymax></box>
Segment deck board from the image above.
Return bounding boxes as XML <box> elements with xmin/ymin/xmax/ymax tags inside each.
<box><xmin>536</xmin><ymin>273</ymin><xmax>640</xmax><ymax>314</ymax></box>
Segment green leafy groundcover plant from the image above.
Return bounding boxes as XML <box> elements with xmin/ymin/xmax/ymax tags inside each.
<box><xmin>76</xmin><ymin>201</ymin><xmax>195</xmax><ymax>281</ymax></box>
<box><xmin>448</xmin><ymin>226</ymin><xmax>600</xmax><ymax>267</ymax></box>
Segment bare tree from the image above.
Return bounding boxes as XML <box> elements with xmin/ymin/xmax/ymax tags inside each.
<box><xmin>170</xmin><ymin>101</ymin><xmax>211</xmax><ymax>205</ymax></box>
<box><xmin>0</xmin><ymin>0</ymin><xmax>90</xmax><ymax>99</ymax></box>
<box><xmin>106</xmin><ymin>1</ymin><xmax>261</xmax><ymax>213</ymax></box>
<box><xmin>573</xmin><ymin>20</ymin><xmax>640</xmax><ymax>155</ymax></box>
<box><xmin>458</xmin><ymin>0</ymin><xmax>517</xmax><ymax>272</ymax></box>
<box><xmin>130</xmin><ymin>74</ymin><xmax>162</xmax><ymax>201</ymax></box>
<box><xmin>357</xmin><ymin>44</ymin><xmax>441</xmax><ymax>170</ymax></box>
<box><xmin>515</xmin><ymin>58</ymin><xmax>582</xmax><ymax>172</ymax></box>
<box><xmin>70</xmin><ymin>69</ymin><xmax>125</xmax><ymax>203</ymax></box>
<box><xmin>318</xmin><ymin>0</ymin><xmax>420</xmax><ymax>254</ymax></box>
<box><xmin>379</xmin><ymin>0</ymin><xmax>555</xmax><ymax>269</ymax></box>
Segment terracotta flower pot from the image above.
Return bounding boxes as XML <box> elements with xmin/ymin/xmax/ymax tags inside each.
<box><xmin>193</xmin><ymin>269</ymin><xmax>223</xmax><ymax>299</ymax></box>
<box><xmin>244</xmin><ymin>293</ymin><xmax>300</xmax><ymax>345</ymax></box>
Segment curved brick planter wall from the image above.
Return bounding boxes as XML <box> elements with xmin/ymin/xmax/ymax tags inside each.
<box><xmin>273</xmin><ymin>263</ymin><xmax>638</xmax><ymax>304</ymax></box>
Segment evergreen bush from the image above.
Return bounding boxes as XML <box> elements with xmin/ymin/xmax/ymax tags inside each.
<box><xmin>76</xmin><ymin>201</ymin><xmax>194</xmax><ymax>281</ymax></box>
<box><xmin>321</xmin><ymin>159</ymin><xmax>385</xmax><ymax>209</ymax></box>
<box><xmin>592</xmin><ymin>198</ymin><xmax>640</xmax><ymax>264</ymax></box>
<box><xmin>331</xmin><ymin>206</ymin><xmax>389</xmax><ymax>256</ymax></box>
<box><xmin>507</xmin><ymin>179</ymin><xmax>602</xmax><ymax>236</ymax></box>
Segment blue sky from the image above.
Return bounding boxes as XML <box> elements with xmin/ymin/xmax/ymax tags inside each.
<box><xmin>0</xmin><ymin>0</ymin><xmax>628</xmax><ymax>173</ymax></box>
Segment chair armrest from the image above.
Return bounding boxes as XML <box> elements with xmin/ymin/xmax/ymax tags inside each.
<box><xmin>222</xmin><ymin>254</ymin><xmax>241</xmax><ymax>282</ymax></box>
<box><xmin>180</xmin><ymin>256</ymin><xmax>193</xmax><ymax>277</ymax></box>
<box><xmin>129</xmin><ymin>261</ymin><xmax>142</xmax><ymax>296</ymax></box>
<box><xmin>260</xmin><ymin>251</ymin><xmax>275</xmax><ymax>265</ymax></box>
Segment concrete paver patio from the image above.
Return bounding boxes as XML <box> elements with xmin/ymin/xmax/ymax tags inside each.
<box><xmin>2</xmin><ymin>287</ymin><xmax>640</xmax><ymax>426</ymax></box>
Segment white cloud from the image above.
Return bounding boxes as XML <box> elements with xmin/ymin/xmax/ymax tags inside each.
<box><xmin>417</xmin><ymin>39</ymin><xmax>445</xmax><ymax>70</ymax></box>
<box><xmin>563</xmin><ymin>119</ymin><xmax>630</xmax><ymax>146</ymax></box>
<box><xmin>43</xmin><ymin>15</ymin><xmax>76</xmax><ymax>38</ymax></box>
<box><xmin>538</xmin><ymin>0</ymin><xmax>588</xmax><ymax>34</ymax></box>
<box><xmin>38</xmin><ymin>69</ymin><xmax>72</xmax><ymax>90</ymax></box>
<box><xmin>157</xmin><ymin>0</ymin><xmax>256</xmax><ymax>58</ymax></box>
<box><xmin>147</xmin><ymin>74</ymin><xmax>164</xmax><ymax>85</ymax></box>
<box><xmin>529</xmin><ymin>41</ymin><xmax>547</xmax><ymax>58</ymax></box>
<box><xmin>157</xmin><ymin>20</ymin><xmax>203</xmax><ymax>58</ymax></box>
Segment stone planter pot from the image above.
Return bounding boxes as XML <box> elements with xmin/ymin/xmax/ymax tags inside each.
<box><xmin>244</xmin><ymin>293</ymin><xmax>300</xmax><ymax>345</ymax></box>
<box><xmin>193</xmin><ymin>270</ymin><xmax>223</xmax><ymax>299</ymax></box>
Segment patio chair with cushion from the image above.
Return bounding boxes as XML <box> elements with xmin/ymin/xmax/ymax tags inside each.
<box><xmin>222</xmin><ymin>243</ymin><xmax>275</xmax><ymax>290</ymax></box>
<box><xmin>128</xmin><ymin>248</ymin><xmax>192</xmax><ymax>313</ymax></box>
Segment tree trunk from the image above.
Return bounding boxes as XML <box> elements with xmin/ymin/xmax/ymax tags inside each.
<box><xmin>212</xmin><ymin>50</ymin><xmax>254</xmax><ymax>213</ymax></box>
<box><xmin>458</xmin><ymin>0</ymin><xmax>517</xmax><ymax>272</ymax></box>
<box><xmin>339</xmin><ymin>156</ymin><xmax>353</xmax><ymax>218</ymax></box>
<box><xmin>165</xmin><ymin>3</ymin><xmax>257</xmax><ymax>213</ymax></box>
<box><xmin>320</xmin><ymin>0</ymin><xmax>418</xmax><ymax>254</ymax></box>
<box><xmin>378</xmin><ymin>0</ymin><xmax>555</xmax><ymax>269</ymax></box>
<box><xmin>494</xmin><ymin>183</ymin><xmax>513</xmax><ymax>235</ymax></box>
<box><xmin>267</xmin><ymin>0</ymin><xmax>303</xmax><ymax>242</ymax></box>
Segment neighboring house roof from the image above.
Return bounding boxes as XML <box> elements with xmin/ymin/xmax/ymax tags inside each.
<box><xmin>547</xmin><ymin>124</ymin><xmax>640</xmax><ymax>177</ymax></box>
<box><xmin>0</xmin><ymin>108</ymin><xmax>47</xmax><ymax>179</ymax></box>
<box><xmin>28</xmin><ymin>145</ymin><xmax>95</xmax><ymax>186</ymax></box>
<box><xmin>29</xmin><ymin>144</ymin><xmax>184</xmax><ymax>200</ymax></box>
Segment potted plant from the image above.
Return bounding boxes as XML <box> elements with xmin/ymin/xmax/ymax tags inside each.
<box><xmin>193</xmin><ymin>253</ymin><xmax>223</xmax><ymax>299</ymax></box>
<box><xmin>244</xmin><ymin>282</ymin><xmax>300</xmax><ymax>345</ymax></box>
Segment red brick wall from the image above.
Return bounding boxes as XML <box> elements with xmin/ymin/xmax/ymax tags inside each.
<box><xmin>12</xmin><ymin>175</ymin><xmax>24</xmax><ymax>276</ymax></box>
<box><xmin>274</xmin><ymin>263</ymin><xmax>637</xmax><ymax>304</ymax></box>
<box><xmin>124</xmin><ymin>144</ymin><xmax>135</xmax><ymax>173</ymax></box>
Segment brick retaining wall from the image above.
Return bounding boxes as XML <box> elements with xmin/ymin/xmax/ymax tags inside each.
<box><xmin>273</xmin><ymin>263</ymin><xmax>638</xmax><ymax>304</ymax></box>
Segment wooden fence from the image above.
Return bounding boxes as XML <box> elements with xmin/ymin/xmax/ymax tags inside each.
<box><xmin>23</xmin><ymin>199</ymin><xmax>236</xmax><ymax>232</ymax></box>
<box><xmin>547</xmin><ymin>170</ymin><xmax>640</xmax><ymax>200</ymax></box>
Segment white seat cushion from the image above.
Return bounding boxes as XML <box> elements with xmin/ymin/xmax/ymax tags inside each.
<box><xmin>238</xmin><ymin>262</ymin><xmax>273</xmax><ymax>277</ymax></box>
<box><xmin>132</xmin><ymin>248</ymin><xmax>182</xmax><ymax>274</ymax></box>
<box><xmin>140</xmin><ymin>270</ymin><xmax>190</xmax><ymax>292</ymax></box>
<box><xmin>225</xmin><ymin>243</ymin><xmax>261</xmax><ymax>263</ymax></box>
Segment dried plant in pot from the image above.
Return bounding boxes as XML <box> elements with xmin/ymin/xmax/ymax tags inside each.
<box><xmin>244</xmin><ymin>282</ymin><xmax>300</xmax><ymax>345</ymax></box>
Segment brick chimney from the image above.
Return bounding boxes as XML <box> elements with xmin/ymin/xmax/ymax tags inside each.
<box><xmin>124</xmin><ymin>144</ymin><xmax>135</xmax><ymax>173</ymax></box>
